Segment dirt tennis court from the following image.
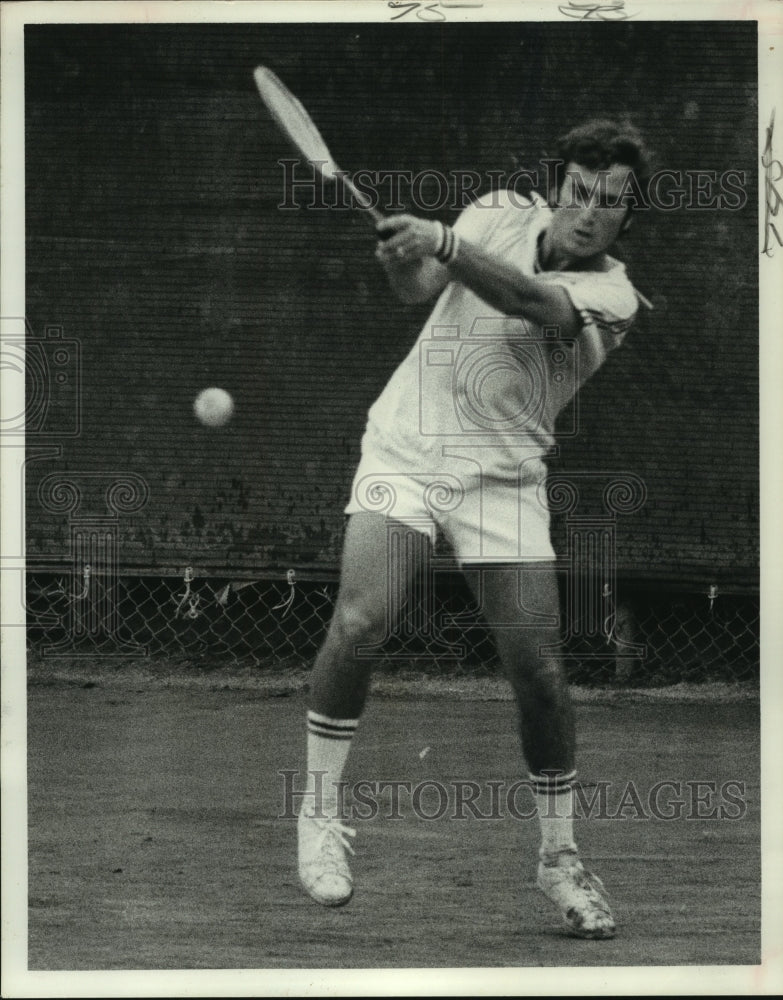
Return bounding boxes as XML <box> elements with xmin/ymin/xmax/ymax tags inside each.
<box><xmin>26</xmin><ymin>664</ymin><xmax>759</xmax><ymax>970</ymax></box>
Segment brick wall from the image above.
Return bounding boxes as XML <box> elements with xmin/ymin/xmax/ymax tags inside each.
<box><xmin>24</xmin><ymin>21</ymin><xmax>758</xmax><ymax>581</ymax></box>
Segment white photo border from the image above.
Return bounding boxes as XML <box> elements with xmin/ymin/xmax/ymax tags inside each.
<box><xmin>2</xmin><ymin>1</ymin><xmax>781</xmax><ymax>996</ymax></box>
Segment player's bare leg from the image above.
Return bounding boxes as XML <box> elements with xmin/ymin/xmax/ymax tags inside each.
<box><xmin>298</xmin><ymin>512</ymin><xmax>427</xmax><ymax>906</ymax></box>
<box><xmin>466</xmin><ymin>563</ymin><xmax>615</xmax><ymax>939</ymax></box>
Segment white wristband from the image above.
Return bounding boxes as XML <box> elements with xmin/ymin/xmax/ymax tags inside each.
<box><xmin>436</xmin><ymin>225</ymin><xmax>459</xmax><ymax>264</ymax></box>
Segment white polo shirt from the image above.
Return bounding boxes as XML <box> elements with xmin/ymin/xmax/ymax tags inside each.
<box><xmin>365</xmin><ymin>189</ymin><xmax>639</xmax><ymax>481</ymax></box>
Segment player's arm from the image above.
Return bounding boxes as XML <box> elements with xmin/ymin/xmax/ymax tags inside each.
<box><xmin>376</xmin><ymin>214</ymin><xmax>580</xmax><ymax>336</ymax></box>
<box><xmin>444</xmin><ymin>237</ymin><xmax>580</xmax><ymax>336</ymax></box>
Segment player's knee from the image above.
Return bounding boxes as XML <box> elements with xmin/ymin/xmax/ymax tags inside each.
<box><xmin>500</xmin><ymin>635</ymin><xmax>567</xmax><ymax>693</ymax></box>
<box><xmin>328</xmin><ymin>595</ymin><xmax>386</xmax><ymax>651</ymax></box>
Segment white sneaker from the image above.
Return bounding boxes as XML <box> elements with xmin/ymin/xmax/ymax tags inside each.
<box><xmin>297</xmin><ymin>808</ymin><xmax>356</xmax><ymax>907</ymax></box>
<box><xmin>537</xmin><ymin>858</ymin><xmax>616</xmax><ymax>939</ymax></box>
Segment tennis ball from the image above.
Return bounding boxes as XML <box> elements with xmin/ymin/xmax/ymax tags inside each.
<box><xmin>194</xmin><ymin>387</ymin><xmax>234</xmax><ymax>427</ymax></box>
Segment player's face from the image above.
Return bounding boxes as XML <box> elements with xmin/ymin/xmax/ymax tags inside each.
<box><xmin>548</xmin><ymin>162</ymin><xmax>633</xmax><ymax>260</ymax></box>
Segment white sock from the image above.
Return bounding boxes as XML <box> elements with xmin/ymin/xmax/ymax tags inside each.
<box><xmin>531</xmin><ymin>770</ymin><xmax>578</xmax><ymax>865</ymax></box>
<box><xmin>305</xmin><ymin>710</ymin><xmax>358</xmax><ymax>818</ymax></box>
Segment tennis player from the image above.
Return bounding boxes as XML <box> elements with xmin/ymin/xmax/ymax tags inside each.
<box><xmin>297</xmin><ymin>120</ymin><xmax>652</xmax><ymax>939</ymax></box>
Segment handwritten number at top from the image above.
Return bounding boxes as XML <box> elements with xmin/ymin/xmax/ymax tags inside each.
<box><xmin>388</xmin><ymin>2</ymin><xmax>446</xmax><ymax>20</ymax></box>
<box><xmin>388</xmin><ymin>1</ymin><xmax>632</xmax><ymax>22</ymax></box>
<box><xmin>388</xmin><ymin>2</ymin><xmax>485</xmax><ymax>21</ymax></box>
<box><xmin>558</xmin><ymin>1</ymin><xmax>632</xmax><ymax>20</ymax></box>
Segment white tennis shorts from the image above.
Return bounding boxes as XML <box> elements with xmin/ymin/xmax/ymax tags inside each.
<box><xmin>344</xmin><ymin>425</ymin><xmax>555</xmax><ymax>564</ymax></box>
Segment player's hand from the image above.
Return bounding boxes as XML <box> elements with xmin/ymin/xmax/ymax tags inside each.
<box><xmin>375</xmin><ymin>215</ymin><xmax>442</xmax><ymax>265</ymax></box>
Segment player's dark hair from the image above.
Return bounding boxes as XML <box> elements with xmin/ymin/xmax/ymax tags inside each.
<box><xmin>551</xmin><ymin>119</ymin><xmax>653</xmax><ymax>212</ymax></box>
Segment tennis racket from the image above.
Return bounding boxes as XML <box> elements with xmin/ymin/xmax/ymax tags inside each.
<box><xmin>253</xmin><ymin>65</ymin><xmax>383</xmax><ymax>226</ymax></box>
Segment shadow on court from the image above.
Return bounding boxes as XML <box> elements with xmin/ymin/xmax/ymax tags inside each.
<box><xmin>27</xmin><ymin>676</ymin><xmax>759</xmax><ymax>969</ymax></box>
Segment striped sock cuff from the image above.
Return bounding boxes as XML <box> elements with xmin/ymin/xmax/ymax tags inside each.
<box><xmin>529</xmin><ymin>769</ymin><xmax>577</xmax><ymax>795</ymax></box>
<box><xmin>307</xmin><ymin>710</ymin><xmax>359</xmax><ymax>741</ymax></box>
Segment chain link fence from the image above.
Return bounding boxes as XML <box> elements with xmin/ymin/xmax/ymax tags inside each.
<box><xmin>25</xmin><ymin>566</ymin><xmax>759</xmax><ymax>686</ymax></box>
